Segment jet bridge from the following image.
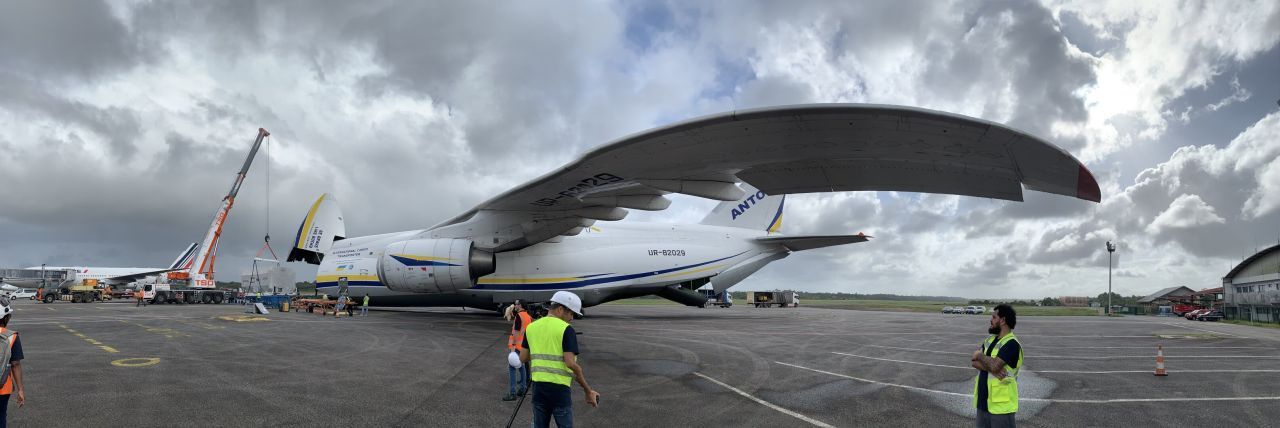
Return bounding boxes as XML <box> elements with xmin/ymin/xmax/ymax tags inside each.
<box><xmin>0</xmin><ymin>268</ymin><xmax>72</xmax><ymax>288</ymax></box>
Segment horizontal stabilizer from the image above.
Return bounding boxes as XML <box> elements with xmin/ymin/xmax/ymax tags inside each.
<box><xmin>755</xmin><ymin>233</ymin><xmax>870</xmax><ymax>251</ymax></box>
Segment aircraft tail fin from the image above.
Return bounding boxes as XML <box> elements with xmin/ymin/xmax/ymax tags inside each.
<box><xmin>168</xmin><ymin>243</ymin><xmax>199</xmax><ymax>270</ymax></box>
<box><xmin>288</xmin><ymin>193</ymin><xmax>347</xmax><ymax>265</ymax></box>
<box><xmin>698</xmin><ymin>183</ymin><xmax>784</xmax><ymax>233</ymax></box>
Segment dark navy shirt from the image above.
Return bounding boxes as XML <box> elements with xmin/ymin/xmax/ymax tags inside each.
<box><xmin>976</xmin><ymin>336</ymin><xmax>1020</xmax><ymax>412</ymax></box>
<box><xmin>10</xmin><ymin>336</ymin><xmax>20</xmax><ymax>362</ymax></box>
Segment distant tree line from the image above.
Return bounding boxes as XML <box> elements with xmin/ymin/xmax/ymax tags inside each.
<box><xmin>1031</xmin><ymin>292</ymin><xmax>1144</xmax><ymax>307</ymax></box>
<box><xmin>731</xmin><ymin>291</ymin><xmax>965</xmax><ymax>301</ymax></box>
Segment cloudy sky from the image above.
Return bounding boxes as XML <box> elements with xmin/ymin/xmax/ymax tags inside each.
<box><xmin>2</xmin><ymin>1</ymin><xmax>1278</xmax><ymax>299</ymax></box>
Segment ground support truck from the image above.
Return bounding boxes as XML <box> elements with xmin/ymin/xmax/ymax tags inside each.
<box><xmin>698</xmin><ymin>289</ymin><xmax>733</xmax><ymax>308</ymax></box>
<box><xmin>40</xmin><ymin>279</ymin><xmax>108</xmax><ymax>303</ymax></box>
<box><xmin>747</xmin><ymin>291</ymin><xmax>799</xmax><ymax>308</ymax></box>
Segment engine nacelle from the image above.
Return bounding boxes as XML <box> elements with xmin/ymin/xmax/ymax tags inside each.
<box><xmin>378</xmin><ymin>239</ymin><xmax>495</xmax><ymax>293</ymax></box>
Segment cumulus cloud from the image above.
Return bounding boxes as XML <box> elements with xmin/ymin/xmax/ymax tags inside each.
<box><xmin>1048</xmin><ymin>0</ymin><xmax>1280</xmax><ymax>161</ymax></box>
<box><xmin>1146</xmin><ymin>194</ymin><xmax>1225</xmax><ymax>234</ymax></box>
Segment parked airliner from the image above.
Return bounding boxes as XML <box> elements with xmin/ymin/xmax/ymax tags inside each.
<box><xmin>288</xmin><ymin>104</ymin><xmax>1101</xmax><ymax>311</ymax></box>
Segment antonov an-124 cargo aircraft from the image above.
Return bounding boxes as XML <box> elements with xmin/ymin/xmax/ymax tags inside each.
<box><xmin>287</xmin><ymin>104</ymin><xmax>1101</xmax><ymax>312</ymax></box>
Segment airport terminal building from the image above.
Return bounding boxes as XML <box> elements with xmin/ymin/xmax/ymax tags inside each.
<box><xmin>1223</xmin><ymin>243</ymin><xmax>1280</xmax><ymax>323</ymax></box>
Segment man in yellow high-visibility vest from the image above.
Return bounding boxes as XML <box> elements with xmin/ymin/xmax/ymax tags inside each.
<box><xmin>970</xmin><ymin>304</ymin><xmax>1022</xmax><ymax>428</ymax></box>
<box><xmin>519</xmin><ymin>291</ymin><xmax>599</xmax><ymax>428</ymax></box>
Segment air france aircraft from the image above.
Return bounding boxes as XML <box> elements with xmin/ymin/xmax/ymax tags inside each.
<box><xmin>29</xmin><ymin>243</ymin><xmax>198</xmax><ymax>287</ymax></box>
<box><xmin>289</xmin><ymin>104</ymin><xmax>1101</xmax><ymax>311</ymax></box>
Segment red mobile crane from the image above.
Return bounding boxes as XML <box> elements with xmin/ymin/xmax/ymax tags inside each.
<box><xmin>148</xmin><ymin>128</ymin><xmax>270</xmax><ymax>304</ymax></box>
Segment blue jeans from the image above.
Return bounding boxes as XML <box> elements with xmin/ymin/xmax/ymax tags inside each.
<box><xmin>530</xmin><ymin>382</ymin><xmax>572</xmax><ymax>428</ymax></box>
<box><xmin>508</xmin><ymin>364</ymin><xmax>528</xmax><ymax>396</ymax></box>
<box><xmin>360</xmin><ymin>306</ymin><xmax>368</xmax><ymax>316</ymax></box>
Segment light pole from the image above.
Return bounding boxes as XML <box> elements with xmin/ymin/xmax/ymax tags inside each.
<box><xmin>40</xmin><ymin>263</ymin><xmax>46</xmax><ymax>289</ymax></box>
<box><xmin>1106</xmin><ymin>241</ymin><xmax>1116</xmax><ymax>315</ymax></box>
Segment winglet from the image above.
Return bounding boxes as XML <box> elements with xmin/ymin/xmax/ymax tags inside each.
<box><xmin>1076</xmin><ymin>165</ymin><xmax>1101</xmax><ymax>203</ymax></box>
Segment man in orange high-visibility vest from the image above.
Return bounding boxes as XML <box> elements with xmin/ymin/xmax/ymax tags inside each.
<box><xmin>504</xmin><ymin>300</ymin><xmax>534</xmax><ymax>401</ymax></box>
<box><xmin>0</xmin><ymin>298</ymin><xmax>27</xmax><ymax>427</ymax></box>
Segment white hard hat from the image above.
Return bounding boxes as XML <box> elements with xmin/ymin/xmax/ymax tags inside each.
<box><xmin>508</xmin><ymin>350</ymin><xmax>523</xmax><ymax>368</ymax></box>
<box><xmin>549</xmin><ymin>291</ymin><xmax>583</xmax><ymax>316</ymax></box>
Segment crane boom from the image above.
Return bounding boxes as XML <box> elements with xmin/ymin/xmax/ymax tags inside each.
<box><xmin>184</xmin><ymin>128</ymin><xmax>270</xmax><ymax>288</ymax></box>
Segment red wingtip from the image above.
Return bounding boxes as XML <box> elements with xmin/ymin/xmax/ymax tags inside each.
<box><xmin>1076</xmin><ymin>165</ymin><xmax>1101</xmax><ymax>203</ymax></box>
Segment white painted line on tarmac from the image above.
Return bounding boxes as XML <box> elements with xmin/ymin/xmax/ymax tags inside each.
<box><xmin>832</xmin><ymin>352</ymin><xmax>1280</xmax><ymax>374</ymax></box>
<box><xmin>1035</xmin><ymin>369</ymin><xmax>1280</xmax><ymax>373</ymax></box>
<box><xmin>778</xmin><ymin>362</ymin><xmax>1280</xmax><ymax>403</ymax></box>
<box><xmin>1158</xmin><ymin>322</ymin><xmax>1242</xmax><ymax>338</ymax></box>
<box><xmin>860</xmin><ymin>344</ymin><xmax>1280</xmax><ymax>359</ymax></box>
<box><xmin>890</xmin><ymin>338</ymin><xmax>1273</xmax><ymax>350</ymax></box>
<box><xmin>692</xmin><ymin>372</ymin><xmax>835</xmax><ymax>428</ymax></box>
<box><xmin>833</xmin><ymin>352</ymin><xmax>970</xmax><ymax>369</ymax></box>
<box><xmin>863</xmin><ymin>344</ymin><xmax>970</xmax><ymax>355</ymax></box>
<box><xmin>777</xmin><ymin>361</ymin><xmax>968</xmax><ymax>398</ymax></box>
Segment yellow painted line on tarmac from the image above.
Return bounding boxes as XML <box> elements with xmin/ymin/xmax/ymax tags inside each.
<box><xmin>111</xmin><ymin>357</ymin><xmax>159</xmax><ymax>367</ymax></box>
<box><xmin>177</xmin><ymin>319</ymin><xmax>224</xmax><ymax>330</ymax></box>
<box><xmin>58</xmin><ymin>324</ymin><xmax>121</xmax><ymax>355</ymax></box>
<box><xmin>124</xmin><ymin>321</ymin><xmax>188</xmax><ymax>338</ymax></box>
<box><xmin>57</xmin><ymin>324</ymin><xmax>148</xmax><ymax>363</ymax></box>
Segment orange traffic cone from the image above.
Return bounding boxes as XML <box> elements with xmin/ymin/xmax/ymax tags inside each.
<box><xmin>1154</xmin><ymin>345</ymin><xmax>1168</xmax><ymax>376</ymax></box>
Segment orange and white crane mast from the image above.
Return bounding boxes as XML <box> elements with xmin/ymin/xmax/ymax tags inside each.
<box><xmin>170</xmin><ymin>128</ymin><xmax>270</xmax><ymax>289</ymax></box>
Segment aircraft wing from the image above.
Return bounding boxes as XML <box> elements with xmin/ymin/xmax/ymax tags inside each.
<box><xmin>101</xmin><ymin>268</ymin><xmax>179</xmax><ymax>283</ymax></box>
<box><xmin>426</xmin><ymin>104</ymin><xmax>1100</xmax><ymax>252</ymax></box>
<box><xmin>755</xmin><ymin>234</ymin><xmax>871</xmax><ymax>251</ymax></box>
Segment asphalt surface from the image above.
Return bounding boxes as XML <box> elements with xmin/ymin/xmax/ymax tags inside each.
<box><xmin>9</xmin><ymin>299</ymin><xmax>1280</xmax><ymax>427</ymax></box>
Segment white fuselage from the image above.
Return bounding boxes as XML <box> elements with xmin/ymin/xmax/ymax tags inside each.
<box><xmin>27</xmin><ymin>266</ymin><xmax>165</xmax><ymax>286</ymax></box>
<box><xmin>315</xmin><ymin>222</ymin><xmax>786</xmax><ymax>309</ymax></box>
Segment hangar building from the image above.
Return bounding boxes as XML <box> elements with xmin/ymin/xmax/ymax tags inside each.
<box><xmin>1223</xmin><ymin>243</ymin><xmax>1280</xmax><ymax>323</ymax></box>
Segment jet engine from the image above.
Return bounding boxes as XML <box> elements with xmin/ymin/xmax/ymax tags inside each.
<box><xmin>378</xmin><ymin>239</ymin><xmax>495</xmax><ymax>293</ymax></box>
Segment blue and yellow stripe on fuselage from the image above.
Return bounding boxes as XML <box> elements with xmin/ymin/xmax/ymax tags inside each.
<box><xmin>317</xmin><ymin>251</ymin><xmax>748</xmax><ymax>292</ymax></box>
<box><xmin>316</xmin><ymin>274</ymin><xmax>382</xmax><ymax>288</ymax></box>
<box><xmin>471</xmin><ymin>251</ymin><xmax>746</xmax><ymax>291</ymax></box>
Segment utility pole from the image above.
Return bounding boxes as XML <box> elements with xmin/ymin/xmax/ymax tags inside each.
<box><xmin>1106</xmin><ymin>241</ymin><xmax>1116</xmax><ymax>315</ymax></box>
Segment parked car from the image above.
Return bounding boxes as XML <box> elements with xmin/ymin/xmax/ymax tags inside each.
<box><xmin>1197</xmin><ymin>310</ymin><xmax>1224</xmax><ymax>322</ymax></box>
<box><xmin>972</xmin><ymin>306</ymin><xmax>987</xmax><ymax>315</ymax></box>
<box><xmin>11</xmin><ymin>288</ymin><xmax>36</xmax><ymax>300</ymax></box>
<box><xmin>1185</xmin><ymin>308</ymin><xmax>1211</xmax><ymax>320</ymax></box>
<box><xmin>941</xmin><ymin>306</ymin><xmax>952</xmax><ymax>314</ymax></box>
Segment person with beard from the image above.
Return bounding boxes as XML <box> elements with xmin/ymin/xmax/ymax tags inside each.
<box><xmin>970</xmin><ymin>304</ymin><xmax>1022</xmax><ymax>428</ymax></box>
